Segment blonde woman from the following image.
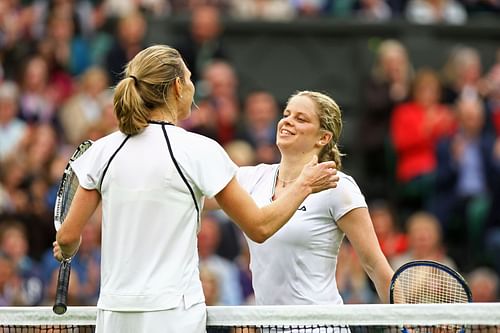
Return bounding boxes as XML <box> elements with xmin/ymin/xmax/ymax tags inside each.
<box><xmin>52</xmin><ymin>45</ymin><xmax>338</xmax><ymax>333</ymax></box>
<box><xmin>210</xmin><ymin>90</ymin><xmax>394</xmax><ymax>305</ymax></box>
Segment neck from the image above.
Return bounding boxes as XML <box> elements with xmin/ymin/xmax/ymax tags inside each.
<box><xmin>149</xmin><ymin>109</ymin><xmax>175</xmax><ymax>124</ymax></box>
<box><xmin>277</xmin><ymin>156</ymin><xmax>309</xmax><ymax>188</ymax></box>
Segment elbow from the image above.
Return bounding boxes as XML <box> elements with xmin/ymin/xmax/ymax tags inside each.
<box><xmin>246</xmin><ymin>225</ymin><xmax>272</xmax><ymax>244</ymax></box>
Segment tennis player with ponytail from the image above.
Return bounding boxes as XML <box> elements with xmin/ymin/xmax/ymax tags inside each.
<box><xmin>231</xmin><ymin>90</ymin><xmax>394</xmax><ymax>305</ymax></box>
<box><xmin>52</xmin><ymin>45</ymin><xmax>338</xmax><ymax>333</ymax></box>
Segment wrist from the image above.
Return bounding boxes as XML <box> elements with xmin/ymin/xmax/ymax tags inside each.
<box><xmin>60</xmin><ymin>251</ymin><xmax>73</xmax><ymax>261</ymax></box>
<box><xmin>294</xmin><ymin>177</ymin><xmax>313</xmax><ymax>195</ymax></box>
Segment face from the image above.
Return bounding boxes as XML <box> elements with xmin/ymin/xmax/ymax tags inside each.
<box><xmin>177</xmin><ymin>61</ymin><xmax>195</xmax><ymax>121</ymax></box>
<box><xmin>276</xmin><ymin>95</ymin><xmax>326</xmax><ymax>156</ymax></box>
<box><xmin>409</xmin><ymin>219</ymin><xmax>439</xmax><ymax>253</ymax></box>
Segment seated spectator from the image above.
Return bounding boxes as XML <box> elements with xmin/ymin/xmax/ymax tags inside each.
<box><xmin>236</xmin><ymin>91</ymin><xmax>280</xmax><ymax>164</ymax></box>
<box><xmin>430</xmin><ymin>97</ymin><xmax>499</xmax><ymax>269</ymax></box>
<box><xmin>104</xmin><ymin>10</ymin><xmax>147</xmax><ymax>85</ymax></box>
<box><xmin>224</xmin><ymin>140</ymin><xmax>256</xmax><ymax>167</ymax></box>
<box><xmin>391</xmin><ymin>211</ymin><xmax>457</xmax><ymax>271</ymax></box>
<box><xmin>197</xmin><ymin>214</ymin><xmax>243</xmax><ymax>305</ymax></box>
<box><xmin>0</xmin><ymin>252</ymin><xmax>26</xmax><ymax>306</ymax></box>
<box><xmin>0</xmin><ymin>157</ymin><xmax>30</xmax><ymax>214</ymax></box>
<box><xmin>0</xmin><ymin>220</ymin><xmax>44</xmax><ymax>305</ymax></box>
<box><xmin>17</xmin><ymin>55</ymin><xmax>59</xmax><ymax>125</ymax></box>
<box><xmin>360</xmin><ymin>39</ymin><xmax>413</xmax><ymax>200</ymax></box>
<box><xmin>0</xmin><ymin>81</ymin><xmax>27</xmax><ymax>161</ymax></box>
<box><xmin>369</xmin><ymin>199</ymin><xmax>408</xmax><ymax>261</ymax></box>
<box><xmin>229</xmin><ymin>0</ymin><xmax>295</xmax><ymax>20</ymax></box>
<box><xmin>467</xmin><ymin>267</ymin><xmax>499</xmax><ymax>302</ymax></box>
<box><xmin>291</xmin><ymin>0</ymin><xmax>332</xmax><ymax>17</ymax></box>
<box><xmin>186</xmin><ymin>60</ymin><xmax>241</xmax><ymax>145</ymax></box>
<box><xmin>390</xmin><ymin>68</ymin><xmax>456</xmax><ymax>220</ymax></box>
<box><xmin>336</xmin><ymin>240</ymin><xmax>379</xmax><ymax>304</ymax></box>
<box><xmin>58</xmin><ymin>66</ymin><xmax>110</xmax><ymax>145</ymax></box>
<box><xmin>483</xmin><ymin>48</ymin><xmax>500</xmax><ymax>135</ymax></box>
<box><xmin>175</xmin><ymin>5</ymin><xmax>227</xmax><ymax>85</ymax></box>
<box><xmin>355</xmin><ymin>0</ymin><xmax>393</xmax><ymax>21</ymax></box>
<box><xmin>441</xmin><ymin>45</ymin><xmax>487</xmax><ymax>105</ymax></box>
<box><xmin>39</xmin><ymin>7</ymin><xmax>91</xmax><ymax>77</ymax></box>
<box><xmin>405</xmin><ymin>0</ymin><xmax>467</xmax><ymax>24</ymax></box>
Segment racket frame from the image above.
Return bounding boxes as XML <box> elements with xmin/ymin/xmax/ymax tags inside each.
<box><xmin>52</xmin><ymin>140</ymin><xmax>93</xmax><ymax>315</ymax></box>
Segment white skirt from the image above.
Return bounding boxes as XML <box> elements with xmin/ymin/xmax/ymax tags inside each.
<box><xmin>95</xmin><ymin>301</ymin><xmax>206</xmax><ymax>333</ymax></box>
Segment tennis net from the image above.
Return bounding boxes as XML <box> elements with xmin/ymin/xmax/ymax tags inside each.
<box><xmin>0</xmin><ymin>303</ymin><xmax>499</xmax><ymax>332</ymax></box>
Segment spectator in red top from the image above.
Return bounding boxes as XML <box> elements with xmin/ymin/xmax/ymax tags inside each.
<box><xmin>369</xmin><ymin>199</ymin><xmax>408</xmax><ymax>262</ymax></box>
<box><xmin>390</xmin><ymin>68</ymin><xmax>456</xmax><ymax>219</ymax></box>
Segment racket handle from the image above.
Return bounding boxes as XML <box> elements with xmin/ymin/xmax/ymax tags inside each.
<box><xmin>53</xmin><ymin>260</ymin><xmax>71</xmax><ymax>315</ymax></box>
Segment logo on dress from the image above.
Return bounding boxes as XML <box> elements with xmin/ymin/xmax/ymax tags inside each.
<box><xmin>298</xmin><ymin>206</ymin><xmax>306</xmax><ymax>211</ymax></box>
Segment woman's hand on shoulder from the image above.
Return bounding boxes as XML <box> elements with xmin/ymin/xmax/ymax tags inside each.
<box><xmin>297</xmin><ymin>155</ymin><xmax>339</xmax><ymax>194</ymax></box>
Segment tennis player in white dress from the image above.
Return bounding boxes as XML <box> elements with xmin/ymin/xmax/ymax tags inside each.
<box><xmin>237</xmin><ymin>91</ymin><xmax>394</xmax><ymax>307</ymax></box>
<box><xmin>52</xmin><ymin>46</ymin><xmax>339</xmax><ymax>333</ymax></box>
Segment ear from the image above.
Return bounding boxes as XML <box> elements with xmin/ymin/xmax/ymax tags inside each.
<box><xmin>174</xmin><ymin>77</ymin><xmax>183</xmax><ymax>98</ymax></box>
<box><xmin>318</xmin><ymin>130</ymin><xmax>333</xmax><ymax>147</ymax></box>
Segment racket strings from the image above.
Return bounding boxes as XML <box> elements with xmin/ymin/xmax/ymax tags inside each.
<box><xmin>60</xmin><ymin>174</ymin><xmax>79</xmax><ymax>221</ymax></box>
<box><xmin>392</xmin><ymin>265</ymin><xmax>470</xmax><ymax>304</ymax></box>
<box><xmin>55</xmin><ymin>141</ymin><xmax>92</xmax><ymax>226</ymax></box>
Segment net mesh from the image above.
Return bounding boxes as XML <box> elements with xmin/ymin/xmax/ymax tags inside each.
<box><xmin>391</xmin><ymin>265</ymin><xmax>471</xmax><ymax>304</ymax></box>
<box><xmin>0</xmin><ymin>304</ymin><xmax>498</xmax><ymax>333</ymax></box>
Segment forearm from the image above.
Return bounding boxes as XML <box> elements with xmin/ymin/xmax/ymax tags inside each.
<box><xmin>255</xmin><ymin>181</ymin><xmax>312</xmax><ymax>239</ymax></box>
<box><xmin>364</xmin><ymin>256</ymin><xmax>394</xmax><ymax>303</ymax></box>
<box><xmin>56</xmin><ymin>187</ymin><xmax>100</xmax><ymax>258</ymax></box>
<box><xmin>218</xmin><ymin>179</ymin><xmax>312</xmax><ymax>243</ymax></box>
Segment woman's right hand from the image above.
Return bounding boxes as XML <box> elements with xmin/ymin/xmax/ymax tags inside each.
<box><xmin>297</xmin><ymin>155</ymin><xmax>339</xmax><ymax>193</ymax></box>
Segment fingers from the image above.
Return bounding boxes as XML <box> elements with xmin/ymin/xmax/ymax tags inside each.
<box><xmin>318</xmin><ymin>160</ymin><xmax>336</xmax><ymax>170</ymax></box>
<box><xmin>53</xmin><ymin>241</ymin><xmax>63</xmax><ymax>262</ymax></box>
<box><xmin>310</xmin><ymin>162</ymin><xmax>339</xmax><ymax>193</ymax></box>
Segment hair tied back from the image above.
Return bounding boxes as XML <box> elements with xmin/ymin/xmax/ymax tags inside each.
<box><xmin>129</xmin><ymin>75</ymin><xmax>139</xmax><ymax>85</ymax></box>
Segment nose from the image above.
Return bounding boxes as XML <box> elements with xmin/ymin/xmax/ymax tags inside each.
<box><xmin>281</xmin><ymin>116</ymin><xmax>293</xmax><ymax>127</ymax></box>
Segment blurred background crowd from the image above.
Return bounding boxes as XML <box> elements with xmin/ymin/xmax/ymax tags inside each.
<box><xmin>1</xmin><ymin>0</ymin><xmax>500</xmax><ymax>307</ymax></box>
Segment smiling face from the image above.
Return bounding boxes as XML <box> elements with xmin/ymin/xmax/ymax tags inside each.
<box><xmin>276</xmin><ymin>94</ymin><xmax>328</xmax><ymax>158</ymax></box>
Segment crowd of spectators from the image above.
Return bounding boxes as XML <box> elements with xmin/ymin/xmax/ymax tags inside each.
<box><xmin>1</xmin><ymin>0</ymin><xmax>500</xmax><ymax>307</ymax></box>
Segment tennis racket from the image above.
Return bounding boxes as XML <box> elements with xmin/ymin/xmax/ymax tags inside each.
<box><xmin>390</xmin><ymin>260</ymin><xmax>472</xmax><ymax>304</ymax></box>
<box><xmin>53</xmin><ymin>140</ymin><xmax>93</xmax><ymax>315</ymax></box>
<box><xmin>390</xmin><ymin>260</ymin><xmax>472</xmax><ymax>333</ymax></box>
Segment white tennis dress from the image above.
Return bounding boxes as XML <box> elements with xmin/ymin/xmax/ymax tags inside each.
<box><xmin>237</xmin><ymin>163</ymin><xmax>367</xmax><ymax>306</ymax></box>
<box><xmin>71</xmin><ymin>122</ymin><xmax>237</xmax><ymax>332</ymax></box>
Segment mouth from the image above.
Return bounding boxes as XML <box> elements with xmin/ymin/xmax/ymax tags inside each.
<box><xmin>280</xmin><ymin>128</ymin><xmax>294</xmax><ymax>136</ymax></box>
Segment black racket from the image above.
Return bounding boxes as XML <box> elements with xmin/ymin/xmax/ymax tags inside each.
<box><xmin>390</xmin><ymin>260</ymin><xmax>472</xmax><ymax>333</ymax></box>
<box><xmin>53</xmin><ymin>140</ymin><xmax>93</xmax><ymax>315</ymax></box>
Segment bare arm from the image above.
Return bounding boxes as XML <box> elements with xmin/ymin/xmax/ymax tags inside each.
<box><xmin>337</xmin><ymin>207</ymin><xmax>394</xmax><ymax>303</ymax></box>
<box><xmin>54</xmin><ymin>186</ymin><xmax>101</xmax><ymax>261</ymax></box>
<box><xmin>215</xmin><ymin>156</ymin><xmax>338</xmax><ymax>243</ymax></box>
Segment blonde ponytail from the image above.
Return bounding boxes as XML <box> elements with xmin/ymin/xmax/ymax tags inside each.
<box><xmin>113</xmin><ymin>45</ymin><xmax>185</xmax><ymax>135</ymax></box>
<box><xmin>114</xmin><ymin>77</ymin><xmax>151</xmax><ymax>135</ymax></box>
